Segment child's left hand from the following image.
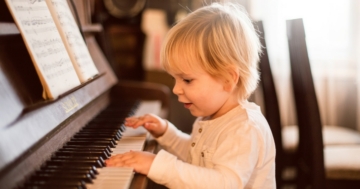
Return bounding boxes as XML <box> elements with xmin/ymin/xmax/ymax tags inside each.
<box><xmin>105</xmin><ymin>151</ymin><xmax>156</xmax><ymax>175</ymax></box>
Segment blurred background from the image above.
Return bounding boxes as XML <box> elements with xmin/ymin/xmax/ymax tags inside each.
<box><xmin>1</xmin><ymin>0</ymin><xmax>358</xmax><ymax>188</ymax></box>
<box><xmin>92</xmin><ymin>0</ymin><xmax>360</xmax><ymax>136</ymax></box>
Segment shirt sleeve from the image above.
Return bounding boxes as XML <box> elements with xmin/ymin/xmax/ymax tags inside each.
<box><xmin>148</xmin><ymin>149</ymin><xmax>239</xmax><ymax>189</ymax></box>
<box><xmin>148</xmin><ymin>121</ymin><xmax>273</xmax><ymax>189</ymax></box>
<box><xmin>155</xmin><ymin>121</ymin><xmax>192</xmax><ymax>161</ymax></box>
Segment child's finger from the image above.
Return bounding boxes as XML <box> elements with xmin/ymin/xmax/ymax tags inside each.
<box><xmin>143</xmin><ymin>122</ymin><xmax>158</xmax><ymax>131</ymax></box>
<box><xmin>125</xmin><ymin>117</ymin><xmax>140</xmax><ymax>124</ymax></box>
<box><xmin>125</xmin><ymin>115</ymin><xmax>154</xmax><ymax>127</ymax></box>
<box><xmin>125</xmin><ymin>117</ymin><xmax>145</xmax><ymax>127</ymax></box>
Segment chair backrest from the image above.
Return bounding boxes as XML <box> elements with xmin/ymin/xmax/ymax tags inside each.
<box><xmin>255</xmin><ymin>20</ymin><xmax>284</xmax><ymax>187</ymax></box>
<box><xmin>286</xmin><ymin>18</ymin><xmax>325</xmax><ymax>188</ymax></box>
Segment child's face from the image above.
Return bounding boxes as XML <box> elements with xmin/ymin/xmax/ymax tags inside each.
<box><xmin>169</xmin><ymin>66</ymin><xmax>237</xmax><ymax>119</ymax></box>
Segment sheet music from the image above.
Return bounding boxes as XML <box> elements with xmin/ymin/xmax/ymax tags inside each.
<box><xmin>46</xmin><ymin>0</ymin><xmax>99</xmax><ymax>82</ymax></box>
<box><xmin>5</xmin><ymin>0</ymin><xmax>81</xmax><ymax>99</ymax></box>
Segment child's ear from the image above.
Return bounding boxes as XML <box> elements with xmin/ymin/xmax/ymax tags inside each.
<box><xmin>224</xmin><ymin>68</ymin><xmax>239</xmax><ymax>92</ymax></box>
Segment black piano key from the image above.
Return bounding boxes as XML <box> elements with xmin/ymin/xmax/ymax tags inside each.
<box><xmin>70</xmin><ymin>137</ymin><xmax>118</xmax><ymax>146</ymax></box>
<box><xmin>91</xmin><ymin>114</ymin><xmax>128</xmax><ymax>119</ymax></box>
<box><xmin>60</xmin><ymin>146</ymin><xmax>112</xmax><ymax>156</ymax></box>
<box><xmin>78</xmin><ymin>129</ymin><xmax>122</xmax><ymax>135</ymax></box>
<box><xmin>44</xmin><ymin>161</ymin><xmax>102</xmax><ymax>170</ymax></box>
<box><xmin>28</xmin><ymin>178</ymin><xmax>87</xmax><ymax>184</ymax></box>
<box><xmin>91</xmin><ymin>115</ymin><xmax>127</xmax><ymax>120</ymax></box>
<box><xmin>66</xmin><ymin>141</ymin><xmax>115</xmax><ymax>148</ymax></box>
<box><xmin>88</xmin><ymin>118</ymin><xmax>126</xmax><ymax>124</ymax></box>
<box><xmin>37</xmin><ymin>168</ymin><xmax>97</xmax><ymax>179</ymax></box>
<box><xmin>85</xmin><ymin>119</ymin><xmax>125</xmax><ymax>125</ymax></box>
<box><xmin>98</xmin><ymin>108</ymin><xmax>135</xmax><ymax>114</ymax></box>
<box><xmin>57</xmin><ymin>149</ymin><xmax>110</xmax><ymax>159</ymax></box>
<box><xmin>40</xmin><ymin>165</ymin><xmax>98</xmax><ymax>175</ymax></box>
<box><xmin>69</xmin><ymin>139</ymin><xmax>116</xmax><ymax>147</ymax></box>
<box><xmin>34</xmin><ymin>171</ymin><xmax>92</xmax><ymax>179</ymax></box>
<box><xmin>30</xmin><ymin>173</ymin><xmax>93</xmax><ymax>183</ymax></box>
<box><xmin>23</xmin><ymin>180</ymin><xmax>87</xmax><ymax>189</ymax></box>
<box><xmin>63</xmin><ymin>145</ymin><xmax>113</xmax><ymax>153</ymax></box>
<box><xmin>19</xmin><ymin>185</ymin><xmax>84</xmax><ymax>189</ymax></box>
<box><xmin>73</xmin><ymin>133</ymin><xmax>121</xmax><ymax>140</ymax></box>
<box><xmin>55</xmin><ymin>151</ymin><xmax>109</xmax><ymax>159</ymax></box>
<box><xmin>65</xmin><ymin>141</ymin><xmax>113</xmax><ymax>148</ymax></box>
<box><xmin>83</xmin><ymin>124</ymin><xmax>125</xmax><ymax>130</ymax></box>
<box><xmin>74</xmin><ymin>131</ymin><xmax>123</xmax><ymax>137</ymax></box>
<box><xmin>46</xmin><ymin>159</ymin><xmax>104</xmax><ymax>168</ymax></box>
<box><xmin>79</xmin><ymin>128</ymin><xmax>123</xmax><ymax>132</ymax></box>
<box><xmin>51</xmin><ymin>156</ymin><xmax>106</xmax><ymax>167</ymax></box>
<box><xmin>78</xmin><ymin>129</ymin><xmax>123</xmax><ymax>136</ymax></box>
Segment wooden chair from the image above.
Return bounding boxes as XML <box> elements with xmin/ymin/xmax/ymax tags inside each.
<box><xmin>255</xmin><ymin>21</ymin><xmax>285</xmax><ymax>189</ymax></box>
<box><xmin>286</xmin><ymin>18</ymin><xmax>326</xmax><ymax>188</ymax></box>
<box><xmin>286</xmin><ymin>18</ymin><xmax>360</xmax><ymax>189</ymax></box>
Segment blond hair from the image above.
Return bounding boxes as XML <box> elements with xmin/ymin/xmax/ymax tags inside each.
<box><xmin>161</xmin><ymin>2</ymin><xmax>261</xmax><ymax>101</ymax></box>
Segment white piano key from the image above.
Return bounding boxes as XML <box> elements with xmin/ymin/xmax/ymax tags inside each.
<box><xmin>85</xmin><ymin>101</ymin><xmax>160</xmax><ymax>189</ymax></box>
<box><xmin>86</xmin><ymin>167</ymin><xmax>133</xmax><ymax>189</ymax></box>
<box><xmin>111</xmin><ymin>136</ymin><xmax>147</xmax><ymax>155</ymax></box>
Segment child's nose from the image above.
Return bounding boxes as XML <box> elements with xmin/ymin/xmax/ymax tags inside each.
<box><xmin>172</xmin><ymin>82</ymin><xmax>183</xmax><ymax>95</ymax></box>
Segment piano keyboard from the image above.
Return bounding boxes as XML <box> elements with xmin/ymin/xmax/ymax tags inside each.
<box><xmin>17</xmin><ymin>100</ymin><xmax>160</xmax><ymax>189</ymax></box>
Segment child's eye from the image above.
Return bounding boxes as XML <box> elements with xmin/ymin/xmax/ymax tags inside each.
<box><xmin>183</xmin><ymin>79</ymin><xmax>192</xmax><ymax>84</ymax></box>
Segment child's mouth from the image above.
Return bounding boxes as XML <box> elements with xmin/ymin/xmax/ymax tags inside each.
<box><xmin>183</xmin><ymin>103</ymin><xmax>192</xmax><ymax>109</ymax></box>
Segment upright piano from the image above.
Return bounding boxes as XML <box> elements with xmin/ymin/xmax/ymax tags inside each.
<box><xmin>0</xmin><ymin>1</ymin><xmax>170</xmax><ymax>188</ymax></box>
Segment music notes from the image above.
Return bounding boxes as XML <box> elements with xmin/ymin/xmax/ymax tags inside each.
<box><xmin>30</xmin><ymin>38</ymin><xmax>62</xmax><ymax>49</ymax></box>
<box><xmin>21</xmin><ymin>17</ymin><xmax>53</xmax><ymax>27</ymax></box>
<box><xmin>5</xmin><ymin>0</ymin><xmax>81</xmax><ymax>99</ymax></box>
<box><xmin>46</xmin><ymin>0</ymin><xmax>99</xmax><ymax>82</ymax></box>
<box><xmin>30</xmin><ymin>38</ymin><xmax>65</xmax><ymax>58</ymax></box>
<box><xmin>24</xmin><ymin>26</ymin><xmax>57</xmax><ymax>34</ymax></box>
<box><xmin>57</xmin><ymin>12</ymin><xmax>77</xmax><ymax>28</ymax></box>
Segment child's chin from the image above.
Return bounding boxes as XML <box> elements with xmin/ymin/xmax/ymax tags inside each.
<box><xmin>189</xmin><ymin>110</ymin><xmax>206</xmax><ymax>118</ymax></box>
<box><xmin>188</xmin><ymin>110</ymin><xmax>199</xmax><ymax>117</ymax></box>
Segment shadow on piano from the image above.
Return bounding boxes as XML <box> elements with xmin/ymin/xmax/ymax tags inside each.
<box><xmin>0</xmin><ymin>1</ymin><xmax>170</xmax><ymax>188</ymax></box>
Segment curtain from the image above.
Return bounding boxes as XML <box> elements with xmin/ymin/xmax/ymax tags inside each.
<box><xmin>249</xmin><ymin>0</ymin><xmax>360</xmax><ymax>131</ymax></box>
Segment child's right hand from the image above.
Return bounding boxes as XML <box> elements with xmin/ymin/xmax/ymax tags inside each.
<box><xmin>124</xmin><ymin>114</ymin><xmax>168</xmax><ymax>138</ymax></box>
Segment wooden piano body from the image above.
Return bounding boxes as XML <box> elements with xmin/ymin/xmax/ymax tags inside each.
<box><xmin>0</xmin><ymin>1</ymin><xmax>170</xmax><ymax>188</ymax></box>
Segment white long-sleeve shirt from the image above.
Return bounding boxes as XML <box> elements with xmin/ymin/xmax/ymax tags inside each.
<box><xmin>147</xmin><ymin>101</ymin><xmax>276</xmax><ymax>189</ymax></box>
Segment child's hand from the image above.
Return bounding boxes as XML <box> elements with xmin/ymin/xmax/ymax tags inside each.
<box><xmin>105</xmin><ymin>151</ymin><xmax>155</xmax><ymax>175</ymax></box>
<box><xmin>125</xmin><ymin>114</ymin><xmax>168</xmax><ymax>138</ymax></box>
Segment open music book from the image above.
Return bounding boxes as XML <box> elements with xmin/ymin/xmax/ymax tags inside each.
<box><xmin>5</xmin><ymin>0</ymin><xmax>99</xmax><ymax>100</ymax></box>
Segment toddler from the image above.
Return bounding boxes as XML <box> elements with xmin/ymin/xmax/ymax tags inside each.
<box><xmin>106</xmin><ymin>2</ymin><xmax>276</xmax><ymax>188</ymax></box>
